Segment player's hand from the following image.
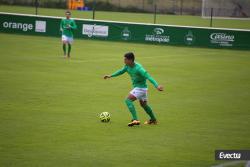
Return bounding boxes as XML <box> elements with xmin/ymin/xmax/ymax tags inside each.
<box><xmin>157</xmin><ymin>85</ymin><xmax>164</xmax><ymax>91</ymax></box>
<box><xmin>104</xmin><ymin>75</ymin><xmax>111</xmax><ymax>79</ymax></box>
<box><xmin>66</xmin><ymin>25</ymin><xmax>71</xmax><ymax>29</ymax></box>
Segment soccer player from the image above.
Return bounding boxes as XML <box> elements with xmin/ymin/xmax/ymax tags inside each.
<box><xmin>60</xmin><ymin>11</ymin><xmax>77</xmax><ymax>59</ymax></box>
<box><xmin>104</xmin><ymin>52</ymin><xmax>163</xmax><ymax>127</ymax></box>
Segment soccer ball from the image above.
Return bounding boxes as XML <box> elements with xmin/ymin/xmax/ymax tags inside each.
<box><xmin>99</xmin><ymin>112</ymin><xmax>111</xmax><ymax>122</ymax></box>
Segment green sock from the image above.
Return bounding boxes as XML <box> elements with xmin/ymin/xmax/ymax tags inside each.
<box><xmin>63</xmin><ymin>44</ymin><xmax>66</xmax><ymax>55</ymax></box>
<box><xmin>125</xmin><ymin>99</ymin><xmax>138</xmax><ymax>120</ymax></box>
<box><xmin>142</xmin><ymin>104</ymin><xmax>156</xmax><ymax>120</ymax></box>
<box><xmin>68</xmin><ymin>44</ymin><xmax>71</xmax><ymax>56</ymax></box>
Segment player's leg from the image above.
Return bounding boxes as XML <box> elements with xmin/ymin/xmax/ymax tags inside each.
<box><xmin>67</xmin><ymin>43</ymin><xmax>71</xmax><ymax>58</ymax></box>
<box><xmin>139</xmin><ymin>100</ymin><xmax>157</xmax><ymax>125</ymax></box>
<box><xmin>63</xmin><ymin>42</ymin><xmax>67</xmax><ymax>58</ymax></box>
<box><xmin>125</xmin><ymin>93</ymin><xmax>140</xmax><ymax>126</ymax></box>
<box><xmin>62</xmin><ymin>35</ymin><xmax>67</xmax><ymax>58</ymax></box>
<box><xmin>138</xmin><ymin>89</ymin><xmax>157</xmax><ymax>125</ymax></box>
<box><xmin>67</xmin><ymin>37</ymin><xmax>73</xmax><ymax>58</ymax></box>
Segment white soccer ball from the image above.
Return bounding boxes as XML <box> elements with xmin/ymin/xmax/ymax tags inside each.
<box><xmin>99</xmin><ymin>112</ymin><xmax>111</xmax><ymax>122</ymax></box>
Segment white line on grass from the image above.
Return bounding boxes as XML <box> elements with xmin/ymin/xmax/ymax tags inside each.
<box><xmin>211</xmin><ymin>161</ymin><xmax>249</xmax><ymax>167</ymax></box>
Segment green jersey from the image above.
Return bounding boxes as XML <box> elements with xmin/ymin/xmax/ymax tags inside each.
<box><xmin>60</xmin><ymin>18</ymin><xmax>77</xmax><ymax>37</ymax></box>
<box><xmin>111</xmin><ymin>62</ymin><xmax>159</xmax><ymax>88</ymax></box>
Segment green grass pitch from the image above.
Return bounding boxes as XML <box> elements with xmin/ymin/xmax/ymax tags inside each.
<box><xmin>0</xmin><ymin>33</ymin><xmax>250</xmax><ymax>167</ymax></box>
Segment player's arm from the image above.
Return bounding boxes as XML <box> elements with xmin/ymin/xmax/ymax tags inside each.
<box><xmin>60</xmin><ymin>20</ymin><xmax>63</xmax><ymax>31</ymax></box>
<box><xmin>104</xmin><ymin>66</ymin><xmax>127</xmax><ymax>79</ymax></box>
<box><xmin>60</xmin><ymin>20</ymin><xmax>68</xmax><ymax>30</ymax></box>
<box><xmin>70</xmin><ymin>20</ymin><xmax>77</xmax><ymax>30</ymax></box>
<box><xmin>139</xmin><ymin>68</ymin><xmax>163</xmax><ymax>91</ymax></box>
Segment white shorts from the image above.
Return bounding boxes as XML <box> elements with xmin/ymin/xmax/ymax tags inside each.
<box><xmin>130</xmin><ymin>88</ymin><xmax>148</xmax><ymax>101</ymax></box>
<box><xmin>62</xmin><ymin>35</ymin><xmax>73</xmax><ymax>44</ymax></box>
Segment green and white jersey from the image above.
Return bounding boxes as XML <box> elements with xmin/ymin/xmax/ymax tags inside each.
<box><xmin>60</xmin><ymin>18</ymin><xmax>77</xmax><ymax>37</ymax></box>
<box><xmin>111</xmin><ymin>62</ymin><xmax>159</xmax><ymax>88</ymax></box>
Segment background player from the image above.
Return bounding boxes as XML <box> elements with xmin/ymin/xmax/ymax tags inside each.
<box><xmin>60</xmin><ymin>11</ymin><xmax>77</xmax><ymax>59</ymax></box>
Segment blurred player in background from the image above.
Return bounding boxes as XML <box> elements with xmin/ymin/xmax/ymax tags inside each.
<box><xmin>60</xmin><ymin>11</ymin><xmax>77</xmax><ymax>59</ymax></box>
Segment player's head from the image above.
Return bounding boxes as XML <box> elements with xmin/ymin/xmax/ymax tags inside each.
<box><xmin>124</xmin><ymin>52</ymin><xmax>135</xmax><ymax>65</ymax></box>
<box><xmin>65</xmin><ymin>10</ymin><xmax>71</xmax><ymax>19</ymax></box>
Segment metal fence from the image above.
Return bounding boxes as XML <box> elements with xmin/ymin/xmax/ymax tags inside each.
<box><xmin>0</xmin><ymin>0</ymin><xmax>202</xmax><ymax>15</ymax></box>
<box><xmin>87</xmin><ymin>0</ymin><xmax>202</xmax><ymax>15</ymax></box>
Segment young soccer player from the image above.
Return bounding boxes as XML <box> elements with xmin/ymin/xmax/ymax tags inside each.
<box><xmin>104</xmin><ymin>52</ymin><xmax>163</xmax><ymax>127</ymax></box>
<box><xmin>60</xmin><ymin>11</ymin><xmax>77</xmax><ymax>59</ymax></box>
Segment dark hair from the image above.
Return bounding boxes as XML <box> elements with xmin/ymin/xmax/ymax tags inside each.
<box><xmin>65</xmin><ymin>10</ymin><xmax>71</xmax><ymax>15</ymax></box>
<box><xmin>124</xmin><ymin>52</ymin><xmax>135</xmax><ymax>61</ymax></box>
